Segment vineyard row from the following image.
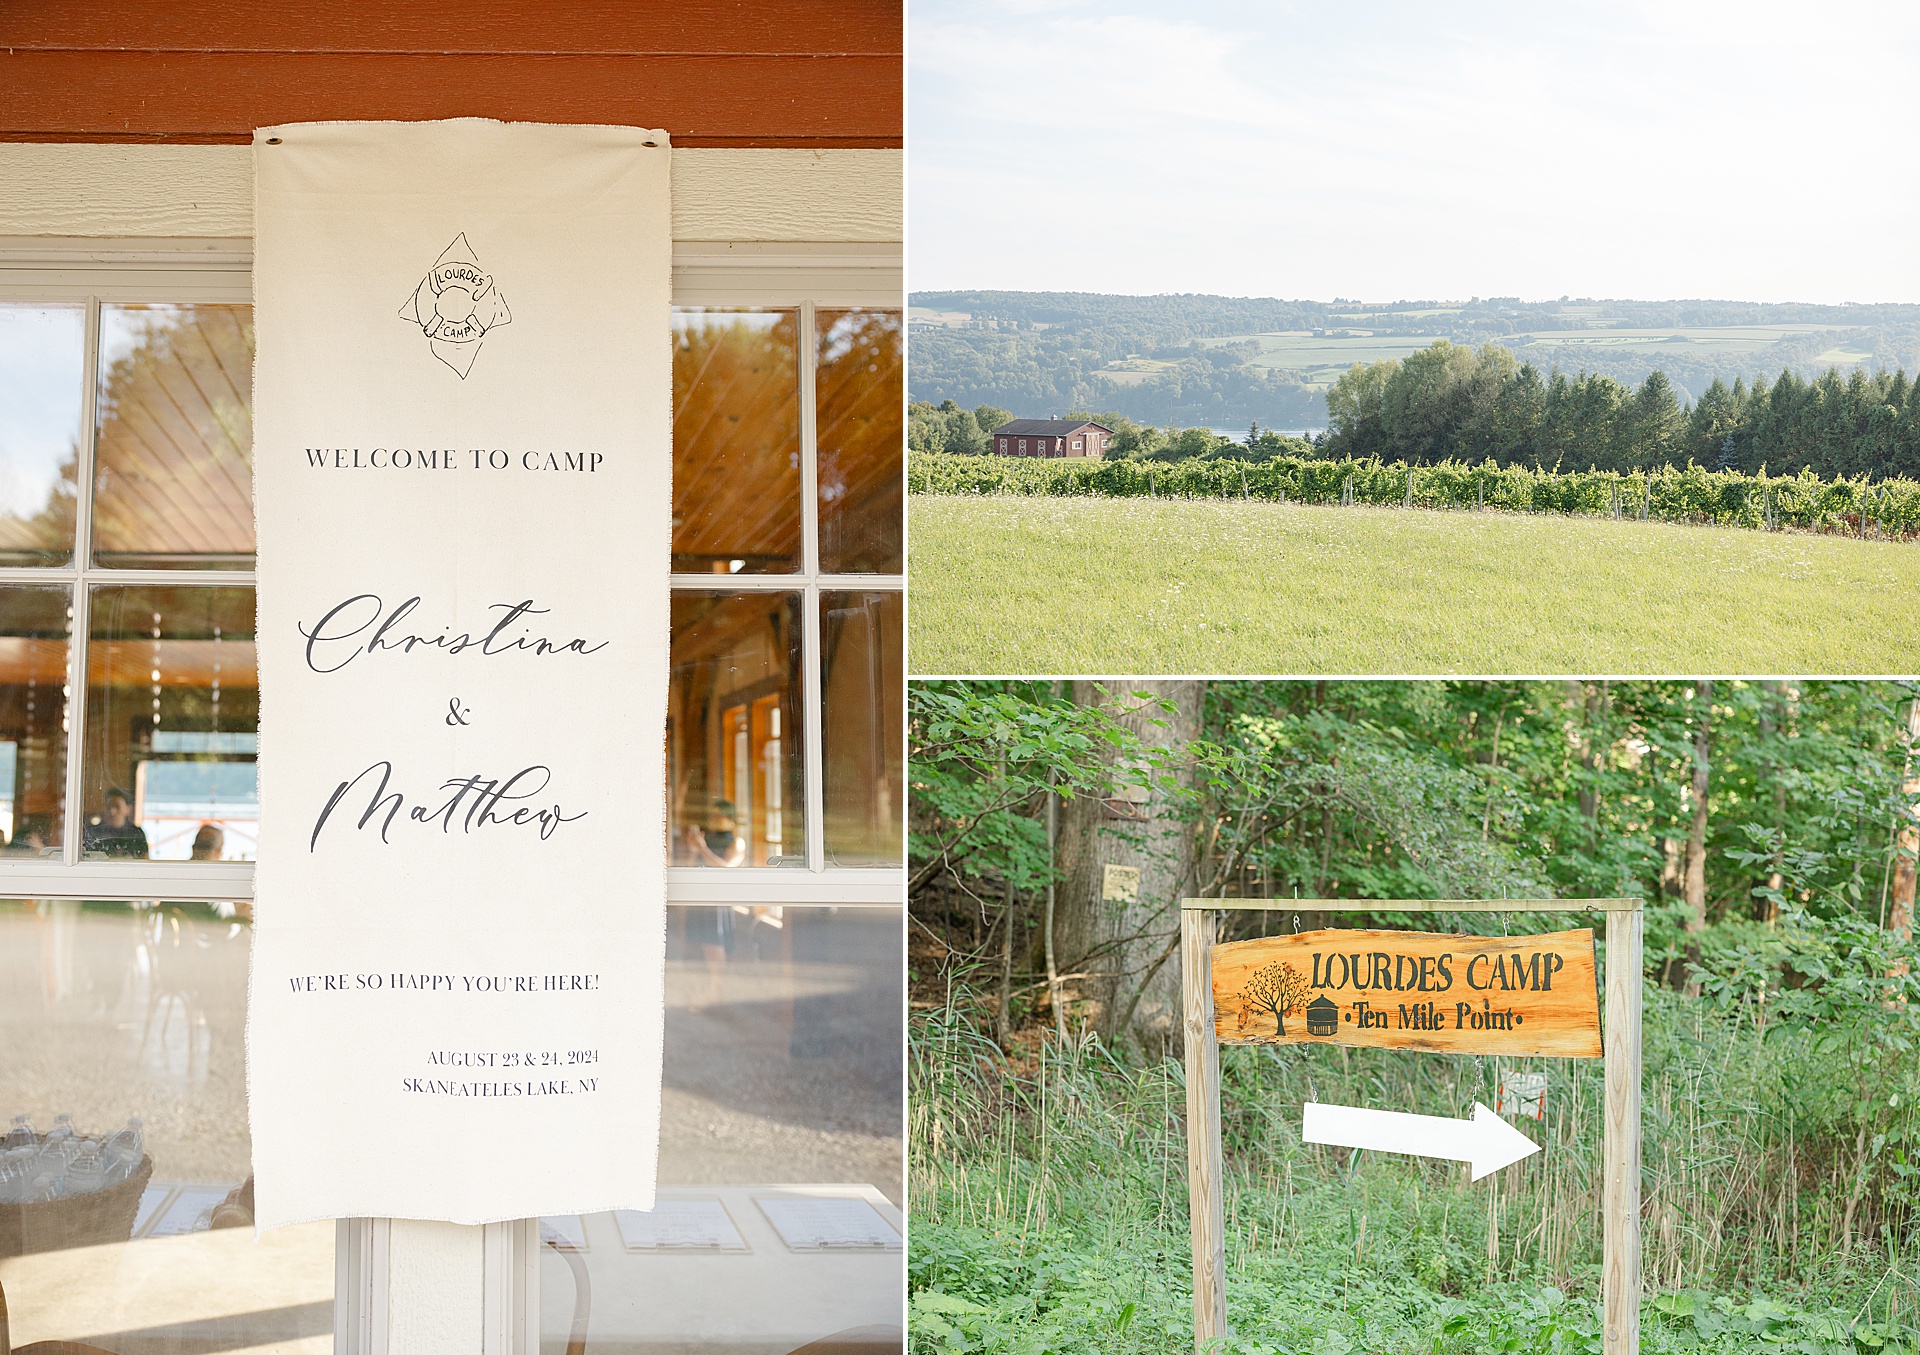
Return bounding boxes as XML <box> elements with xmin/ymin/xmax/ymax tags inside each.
<box><xmin>909</xmin><ymin>452</ymin><xmax>1920</xmax><ymax>537</ymax></box>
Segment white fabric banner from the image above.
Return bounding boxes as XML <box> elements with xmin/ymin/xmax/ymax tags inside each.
<box><xmin>248</xmin><ymin>119</ymin><xmax>670</xmax><ymax>1228</ymax></box>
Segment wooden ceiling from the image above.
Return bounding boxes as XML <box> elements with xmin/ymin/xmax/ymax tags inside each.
<box><xmin>673</xmin><ymin>312</ymin><xmax>802</xmax><ymax>571</ymax></box>
<box><xmin>816</xmin><ymin>310</ymin><xmax>903</xmax><ymax>573</ymax></box>
<box><xmin>93</xmin><ymin>305</ymin><xmax>256</xmax><ymax>566</ymax></box>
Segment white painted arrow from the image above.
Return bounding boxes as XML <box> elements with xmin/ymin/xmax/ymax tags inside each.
<box><xmin>1302</xmin><ymin>1101</ymin><xmax>1541</xmax><ymax>1182</ymax></box>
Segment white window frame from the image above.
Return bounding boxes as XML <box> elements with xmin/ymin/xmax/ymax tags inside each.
<box><xmin>0</xmin><ymin>235</ymin><xmax>905</xmax><ymax>1355</ymax></box>
<box><xmin>0</xmin><ymin>237</ymin><xmax>904</xmax><ymax>910</ymax></box>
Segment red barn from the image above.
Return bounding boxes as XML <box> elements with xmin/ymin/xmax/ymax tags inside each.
<box><xmin>992</xmin><ymin>418</ymin><xmax>1113</xmax><ymax>458</ymax></box>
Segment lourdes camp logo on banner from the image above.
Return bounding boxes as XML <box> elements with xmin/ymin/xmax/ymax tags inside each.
<box><xmin>398</xmin><ymin>233</ymin><xmax>513</xmax><ymax>378</ymax></box>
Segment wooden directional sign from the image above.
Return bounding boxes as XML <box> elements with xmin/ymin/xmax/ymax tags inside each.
<box><xmin>1211</xmin><ymin>928</ymin><xmax>1602</xmax><ymax>1058</ymax></box>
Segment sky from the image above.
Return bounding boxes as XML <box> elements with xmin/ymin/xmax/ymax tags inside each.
<box><xmin>909</xmin><ymin>0</ymin><xmax>1920</xmax><ymax>303</ymax></box>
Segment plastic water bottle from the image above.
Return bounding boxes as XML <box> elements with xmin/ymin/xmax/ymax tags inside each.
<box><xmin>26</xmin><ymin>1145</ymin><xmax>65</xmax><ymax>1202</ymax></box>
<box><xmin>104</xmin><ymin>1116</ymin><xmax>144</xmax><ymax>1183</ymax></box>
<box><xmin>45</xmin><ymin>1113</ymin><xmax>73</xmax><ymax>1148</ymax></box>
<box><xmin>0</xmin><ymin>1151</ymin><xmax>31</xmax><ymax>1204</ymax></box>
<box><xmin>65</xmin><ymin>1141</ymin><xmax>106</xmax><ymax>1197</ymax></box>
<box><xmin>2</xmin><ymin>1114</ymin><xmax>33</xmax><ymax>1150</ymax></box>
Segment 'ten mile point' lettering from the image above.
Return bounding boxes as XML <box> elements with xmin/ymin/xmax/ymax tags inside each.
<box><xmin>1211</xmin><ymin>928</ymin><xmax>1602</xmax><ymax>1058</ymax></box>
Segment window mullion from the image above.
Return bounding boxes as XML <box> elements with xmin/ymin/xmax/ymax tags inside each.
<box><xmin>798</xmin><ymin>301</ymin><xmax>827</xmax><ymax>872</ymax></box>
<box><xmin>60</xmin><ymin>296</ymin><xmax>101</xmax><ymax>866</ymax></box>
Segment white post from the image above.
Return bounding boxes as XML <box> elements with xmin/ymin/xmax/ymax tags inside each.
<box><xmin>1603</xmin><ymin>907</ymin><xmax>1643</xmax><ymax>1354</ymax></box>
<box><xmin>1181</xmin><ymin>908</ymin><xmax>1226</xmax><ymax>1348</ymax></box>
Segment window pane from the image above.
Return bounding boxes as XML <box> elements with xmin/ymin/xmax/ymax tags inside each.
<box><xmin>541</xmin><ymin>906</ymin><xmax>902</xmax><ymax>1352</ymax></box>
<box><xmin>0</xmin><ymin>587</ymin><xmax>71</xmax><ymax>854</ymax></box>
<box><xmin>82</xmin><ymin>587</ymin><xmax>256</xmax><ymax>862</ymax></box>
<box><xmin>816</xmin><ymin>309</ymin><xmax>903</xmax><ymax>574</ymax></box>
<box><xmin>822</xmin><ymin>592</ymin><xmax>902</xmax><ymax>867</ymax></box>
<box><xmin>670</xmin><ymin>592</ymin><xmax>804</xmax><ymax>868</ymax></box>
<box><xmin>0</xmin><ymin>898</ymin><xmax>333</xmax><ymax>1349</ymax></box>
<box><xmin>0</xmin><ymin>304</ymin><xmax>82</xmax><ymax>566</ymax></box>
<box><xmin>673</xmin><ymin>308</ymin><xmax>802</xmax><ymax>574</ymax></box>
<box><xmin>92</xmin><ymin>304</ymin><xmax>255</xmax><ymax>570</ymax></box>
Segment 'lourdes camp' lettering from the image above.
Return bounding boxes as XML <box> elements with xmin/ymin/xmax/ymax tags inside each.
<box><xmin>1213</xmin><ymin>927</ymin><xmax>1601</xmax><ymax>1058</ymax></box>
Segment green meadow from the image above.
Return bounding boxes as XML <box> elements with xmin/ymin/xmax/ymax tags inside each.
<box><xmin>908</xmin><ymin>495</ymin><xmax>1920</xmax><ymax>674</ymax></box>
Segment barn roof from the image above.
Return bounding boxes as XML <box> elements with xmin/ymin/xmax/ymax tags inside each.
<box><xmin>992</xmin><ymin>419</ymin><xmax>1113</xmax><ymax>436</ymax></box>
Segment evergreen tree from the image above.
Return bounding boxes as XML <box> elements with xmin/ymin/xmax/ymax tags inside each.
<box><xmin>1684</xmin><ymin>377</ymin><xmax>1741</xmax><ymax>466</ymax></box>
<box><xmin>1619</xmin><ymin>370</ymin><xmax>1684</xmax><ymax>469</ymax></box>
<box><xmin>1488</xmin><ymin>361</ymin><xmax>1547</xmax><ymax>466</ymax></box>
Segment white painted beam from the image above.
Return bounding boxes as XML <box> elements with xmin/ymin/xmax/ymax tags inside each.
<box><xmin>0</xmin><ymin>144</ymin><xmax>901</xmax><ymax>242</ymax></box>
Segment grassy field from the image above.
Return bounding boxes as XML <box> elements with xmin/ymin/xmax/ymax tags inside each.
<box><xmin>911</xmin><ymin>995</ymin><xmax>1920</xmax><ymax>1355</ymax></box>
<box><xmin>908</xmin><ymin>495</ymin><xmax>1920</xmax><ymax>674</ymax></box>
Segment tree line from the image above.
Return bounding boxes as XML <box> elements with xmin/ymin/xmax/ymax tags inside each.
<box><xmin>913</xmin><ymin>679</ymin><xmax>1919</xmax><ymax>1050</ymax></box>
<box><xmin>909</xmin><ymin>398</ymin><xmax>1312</xmax><ymax>463</ymax></box>
<box><xmin>910</xmin><ymin>679</ymin><xmax>1920</xmax><ymax>1327</ymax></box>
<box><xmin>1326</xmin><ymin>340</ymin><xmax>1920</xmax><ymax>479</ymax></box>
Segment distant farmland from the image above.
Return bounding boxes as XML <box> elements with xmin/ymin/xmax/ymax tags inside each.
<box><xmin>1194</xmin><ymin>322</ymin><xmax>1872</xmax><ymax>398</ymax></box>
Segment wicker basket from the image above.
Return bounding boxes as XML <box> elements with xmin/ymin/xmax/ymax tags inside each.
<box><xmin>0</xmin><ymin>1154</ymin><xmax>154</xmax><ymax>1258</ymax></box>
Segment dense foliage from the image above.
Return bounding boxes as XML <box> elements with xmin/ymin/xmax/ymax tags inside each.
<box><xmin>909</xmin><ymin>449</ymin><xmax>1918</xmax><ymax>538</ymax></box>
<box><xmin>908</xmin><ymin>291</ymin><xmax>1920</xmax><ymax>432</ymax></box>
<box><xmin>909</xmin><ymin>680</ymin><xmax>1920</xmax><ymax>1353</ymax></box>
<box><xmin>908</xmin><ymin>400</ymin><xmax>1311</xmax><ymax>463</ymax></box>
<box><xmin>1325</xmin><ymin>340</ymin><xmax>1920</xmax><ymax>478</ymax></box>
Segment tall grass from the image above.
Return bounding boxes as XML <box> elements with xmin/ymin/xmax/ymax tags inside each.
<box><xmin>908</xmin><ymin>495</ymin><xmax>1920</xmax><ymax>675</ymax></box>
<box><xmin>910</xmin><ymin>451</ymin><xmax>1920</xmax><ymax>539</ymax></box>
<box><xmin>909</xmin><ymin>984</ymin><xmax>1920</xmax><ymax>1354</ymax></box>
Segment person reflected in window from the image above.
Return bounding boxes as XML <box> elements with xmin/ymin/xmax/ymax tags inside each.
<box><xmin>83</xmin><ymin>787</ymin><xmax>149</xmax><ymax>859</ymax></box>
<box><xmin>190</xmin><ymin>823</ymin><xmax>225</xmax><ymax>861</ymax></box>
<box><xmin>685</xmin><ymin>798</ymin><xmax>748</xmax><ymax>868</ymax></box>
<box><xmin>2</xmin><ymin>813</ymin><xmax>50</xmax><ymax>855</ymax></box>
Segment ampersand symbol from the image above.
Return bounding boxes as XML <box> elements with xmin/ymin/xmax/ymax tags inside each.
<box><xmin>446</xmin><ymin>698</ymin><xmax>471</xmax><ymax>726</ymax></box>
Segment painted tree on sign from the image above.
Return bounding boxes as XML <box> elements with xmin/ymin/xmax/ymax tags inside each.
<box><xmin>1242</xmin><ymin>960</ymin><xmax>1311</xmax><ymax>1036</ymax></box>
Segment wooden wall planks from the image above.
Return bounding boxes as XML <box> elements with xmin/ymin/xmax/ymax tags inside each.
<box><xmin>0</xmin><ymin>2</ymin><xmax>901</xmax><ymax>146</ymax></box>
<box><xmin>0</xmin><ymin>1</ymin><xmax>900</xmax><ymax>53</ymax></box>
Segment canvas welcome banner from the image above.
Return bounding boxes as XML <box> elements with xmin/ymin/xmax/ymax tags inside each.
<box><xmin>248</xmin><ymin>119</ymin><xmax>670</xmax><ymax>1228</ymax></box>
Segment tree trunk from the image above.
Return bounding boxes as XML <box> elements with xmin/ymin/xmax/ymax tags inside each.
<box><xmin>1683</xmin><ymin>679</ymin><xmax>1714</xmax><ymax>997</ymax></box>
<box><xmin>1891</xmin><ymin>699</ymin><xmax>1918</xmax><ymax>963</ymax></box>
<box><xmin>997</xmin><ymin>875</ymin><xmax>1015</xmax><ymax>1048</ymax></box>
<box><xmin>1054</xmin><ymin>679</ymin><xmax>1204</xmax><ymax>1052</ymax></box>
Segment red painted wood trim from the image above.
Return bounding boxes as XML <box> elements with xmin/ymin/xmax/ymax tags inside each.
<box><xmin>0</xmin><ymin>52</ymin><xmax>902</xmax><ymax>146</ymax></box>
<box><xmin>0</xmin><ymin>0</ymin><xmax>900</xmax><ymax>54</ymax></box>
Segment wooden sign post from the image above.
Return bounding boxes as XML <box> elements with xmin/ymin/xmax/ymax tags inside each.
<box><xmin>1180</xmin><ymin>899</ymin><xmax>1643</xmax><ymax>1353</ymax></box>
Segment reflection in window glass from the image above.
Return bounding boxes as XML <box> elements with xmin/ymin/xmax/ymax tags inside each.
<box><xmin>0</xmin><ymin>898</ymin><xmax>332</xmax><ymax>1349</ymax></box>
<box><xmin>0</xmin><ymin>588</ymin><xmax>71</xmax><ymax>854</ymax></box>
<box><xmin>673</xmin><ymin>309</ymin><xmax>802</xmax><ymax>574</ymax></box>
<box><xmin>0</xmin><ymin>304</ymin><xmax>82</xmax><ymax>566</ymax></box>
<box><xmin>822</xmin><ymin>592</ymin><xmax>902</xmax><ymax>867</ymax></box>
<box><xmin>541</xmin><ymin>906</ymin><xmax>902</xmax><ymax>1353</ymax></box>
<box><xmin>669</xmin><ymin>593</ymin><xmax>805</xmax><ymax>869</ymax></box>
<box><xmin>815</xmin><ymin>310</ymin><xmax>903</xmax><ymax>574</ymax></box>
<box><xmin>83</xmin><ymin>587</ymin><xmax>256</xmax><ymax>862</ymax></box>
<box><xmin>93</xmin><ymin>304</ymin><xmax>255</xmax><ymax>570</ymax></box>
